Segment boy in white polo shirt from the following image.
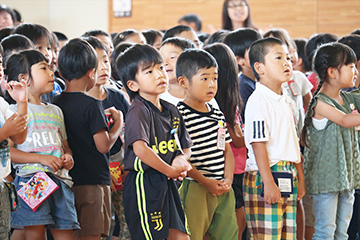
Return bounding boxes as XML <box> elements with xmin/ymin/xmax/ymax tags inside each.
<box><xmin>243</xmin><ymin>37</ymin><xmax>305</xmax><ymax>240</ymax></box>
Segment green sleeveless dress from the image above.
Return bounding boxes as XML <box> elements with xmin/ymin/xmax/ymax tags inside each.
<box><xmin>303</xmin><ymin>91</ymin><xmax>360</xmax><ymax>195</ymax></box>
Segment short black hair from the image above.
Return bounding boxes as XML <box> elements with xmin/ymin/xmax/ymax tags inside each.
<box><xmin>176</xmin><ymin>48</ymin><xmax>218</xmax><ymax>81</ymax></box>
<box><xmin>115</xmin><ymin>44</ymin><xmax>163</xmax><ymax>101</ymax></box>
<box><xmin>223</xmin><ymin>28</ymin><xmax>262</xmax><ymax>58</ymax></box>
<box><xmin>82</xmin><ymin>29</ymin><xmax>110</xmax><ymax>38</ymax></box>
<box><xmin>338</xmin><ymin>35</ymin><xmax>360</xmax><ymax>61</ymax></box>
<box><xmin>0</xmin><ymin>42</ymin><xmax>3</xmax><ymax>56</ymax></box>
<box><xmin>161</xmin><ymin>37</ymin><xmax>196</xmax><ymax>50</ymax></box>
<box><xmin>1</xmin><ymin>34</ymin><xmax>34</xmax><ymax>65</ymax></box>
<box><xmin>111</xmin><ymin>42</ymin><xmax>134</xmax><ymax>81</ymax></box>
<box><xmin>13</xmin><ymin>23</ymin><xmax>52</xmax><ymax>45</ymax></box>
<box><xmin>204</xmin><ymin>30</ymin><xmax>229</xmax><ymax>46</ymax></box>
<box><xmin>13</xmin><ymin>9</ymin><xmax>22</xmax><ymax>23</ymax></box>
<box><xmin>162</xmin><ymin>25</ymin><xmax>193</xmax><ymax>42</ymax></box>
<box><xmin>0</xmin><ymin>27</ymin><xmax>13</xmax><ymax>42</ymax></box>
<box><xmin>82</xmin><ymin>36</ymin><xmax>108</xmax><ymax>53</ymax></box>
<box><xmin>351</xmin><ymin>28</ymin><xmax>360</xmax><ymax>36</ymax></box>
<box><xmin>113</xmin><ymin>29</ymin><xmax>140</xmax><ymax>48</ymax></box>
<box><xmin>294</xmin><ymin>38</ymin><xmax>310</xmax><ymax>71</ymax></box>
<box><xmin>142</xmin><ymin>29</ymin><xmax>163</xmax><ymax>46</ymax></box>
<box><xmin>58</xmin><ymin>38</ymin><xmax>98</xmax><ymax>81</ymax></box>
<box><xmin>305</xmin><ymin>33</ymin><xmax>338</xmax><ymax>67</ymax></box>
<box><xmin>249</xmin><ymin>37</ymin><xmax>285</xmax><ymax>80</ymax></box>
<box><xmin>53</xmin><ymin>31</ymin><xmax>68</xmax><ymax>41</ymax></box>
<box><xmin>178</xmin><ymin>14</ymin><xmax>202</xmax><ymax>32</ymax></box>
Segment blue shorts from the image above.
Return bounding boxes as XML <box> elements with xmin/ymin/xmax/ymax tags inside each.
<box><xmin>11</xmin><ymin>173</ymin><xmax>80</xmax><ymax>230</ymax></box>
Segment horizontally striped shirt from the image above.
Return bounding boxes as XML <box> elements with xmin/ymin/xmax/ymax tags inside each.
<box><xmin>177</xmin><ymin>102</ymin><xmax>231</xmax><ymax>180</ymax></box>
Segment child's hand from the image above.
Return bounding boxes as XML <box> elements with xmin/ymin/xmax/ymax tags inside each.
<box><xmin>203</xmin><ymin>178</ymin><xmax>225</xmax><ymax>196</ymax></box>
<box><xmin>264</xmin><ymin>182</ymin><xmax>281</xmax><ymax>204</ymax></box>
<box><xmin>218</xmin><ymin>178</ymin><xmax>232</xmax><ymax>193</ymax></box>
<box><xmin>39</xmin><ymin>155</ymin><xmax>63</xmax><ymax>172</ymax></box>
<box><xmin>61</xmin><ymin>153</ymin><xmax>74</xmax><ymax>170</ymax></box>
<box><xmin>297</xmin><ymin>176</ymin><xmax>305</xmax><ymax>201</ymax></box>
<box><xmin>107</xmin><ymin>107</ymin><xmax>123</xmax><ymax>126</ymax></box>
<box><xmin>110</xmin><ymin>174</ymin><xmax>118</xmax><ymax>192</ymax></box>
<box><xmin>6</xmin><ymin>80</ymin><xmax>27</xmax><ymax>103</ymax></box>
<box><xmin>2</xmin><ymin>113</ymin><xmax>28</xmax><ymax>137</ymax></box>
<box><xmin>170</xmin><ymin>155</ymin><xmax>192</xmax><ymax>181</ymax></box>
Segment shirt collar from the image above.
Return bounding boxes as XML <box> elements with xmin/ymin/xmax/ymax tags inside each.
<box><xmin>256</xmin><ymin>82</ymin><xmax>284</xmax><ymax>101</ymax></box>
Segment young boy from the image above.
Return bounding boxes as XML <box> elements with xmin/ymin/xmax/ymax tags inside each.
<box><xmin>223</xmin><ymin>28</ymin><xmax>262</xmax><ymax>121</ymax></box>
<box><xmin>243</xmin><ymin>37</ymin><xmax>305</xmax><ymax>239</ymax></box>
<box><xmin>83</xmin><ymin>36</ymin><xmax>130</xmax><ymax>239</ymax></box>
<box><xmin>116</xmin><ymin>44</ymin><xmax>192</xmax><ymax>240</ymax></box>
<box><xmin>176</xmin><ymin>49</ymin><xmax>238</xmax><ymax>240</ymax></box>
<box><xmin>53</xmin><ymin>38</ymin><xmax>122</xmax><ymax>239</ymax></box>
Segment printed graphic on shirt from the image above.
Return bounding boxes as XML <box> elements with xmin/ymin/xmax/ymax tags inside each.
<box><xmin>151</xmin><ymin>212</ymin><xmax>163</xmax><ymax>231</ymax></box>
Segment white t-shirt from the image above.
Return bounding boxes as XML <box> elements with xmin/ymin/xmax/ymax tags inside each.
<box><xmin>0</xmin><ymin>97</ymin><xmax>14</xmax><ymax>181</ymax></box>
<box><xmin>244</xmin><ymin>83</ymin><xmax>301</xmax><ymax>171</ymax></box>
<box><xmin>282</xmin><ymin>70</ymin><xmax>313</xmax><ymax>134</ymax></box>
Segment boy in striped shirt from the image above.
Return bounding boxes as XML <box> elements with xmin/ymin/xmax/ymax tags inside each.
<box><xmin>177</xmin><ymin>49</ymin><xmax>238</xmax><ymax>240</ymax></box>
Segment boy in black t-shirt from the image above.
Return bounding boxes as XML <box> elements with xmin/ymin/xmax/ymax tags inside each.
<box><xmin>53</xmin><ymin>38</ymin><xmax>122</xmax><ymax>239</ymax></box>
<box><xmin>116</xmin><ymin>44</ymin><xmax>192</xmax><ymax>240</ymax></box>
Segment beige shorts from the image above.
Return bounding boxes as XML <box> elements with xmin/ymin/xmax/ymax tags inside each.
<box><xmin>72</xmin><ymin>185</ymin><xmax>111</xmax><ymax>237</ymax></box>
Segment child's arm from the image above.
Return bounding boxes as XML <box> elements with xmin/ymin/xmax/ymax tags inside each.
<box><xmin>295</xmin><ymin>156</ymin><xmax>305</xmax><ymax>201</ymax></box>
<box><xmin>315</xmin><ymin>100</ymin><xmax>360</xmax><ymax>127</ymax></box>
<box><xmin>61</xmin><ymin>140</ymin><xmax>74</xmax><ymax>170</ymax></box>
<box><xmin>132</xmin><ymin>140</ymin><xmax>191</xmax><ymax>179</ymax></box>
<box><xmin>252</xmin><ymin>141</ymin><xmax>281</xmax><ymax>204</ymax></box>
<box><xmin>9</xmin><ymin>140</ymin><xmax>63</xmax><ymax>172</ymax></box>
<box><xmin>171</xmin><ymin>148</ymin><xmax>192</xmax><ymax>180</ymax></box>
<box><xmin>227</xmin><ymin>124</ymin><xmax>245</xmax><ymax>148</ymax></box>
<box><xmin>5</xmin><ymin>80</ymin><xmax>28</xmax><ymax>144</ymax></box>
<box><xmin>218</xmin><ymin>142</ymin><xmax>235</xmax><ymax>192</ymax></box>
<box><xmin>93</xmin><ymin>108</ymin><xmax>122</xmax><ymax>154</ymax></box>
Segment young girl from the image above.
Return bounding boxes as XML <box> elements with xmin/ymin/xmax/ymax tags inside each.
<box><xmin>204</xmin><ymin>43</ymin><xmax>246</xmax><ymax>239</ymax></box>
<box><xmin>7</xmin><ymin>50</ymin><xmax>79</xmax><ymax>240</ymax></box>
<box><xmin>301</xmin><ymin>42</ymin><xmax>360</xmax><ymax>240</ymax></box>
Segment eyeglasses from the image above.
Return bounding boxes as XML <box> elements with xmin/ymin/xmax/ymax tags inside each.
<box><xmin>228</xmin><ymin>1</ymin><xmax>247</xmax><ymax>9</ymax></box>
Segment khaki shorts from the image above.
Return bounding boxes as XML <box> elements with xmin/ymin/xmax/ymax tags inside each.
<box><xmin>72</xmin><ymin>185</ymin><xmax>111</xmax><ymax>237</ymax></box>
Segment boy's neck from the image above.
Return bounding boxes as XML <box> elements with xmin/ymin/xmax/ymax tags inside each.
<box><xmin>65</xmin><ymin>77</ymin><xmax>91</xmax><ymax>93</ymax></box>
<box><xmin>183</xmin><ymin>96</ymin><xmax>209</xmax><ymax>113</ymax></box>
<box><xmin>168</xmin><ymin>83</ymin><xmax>186</xmax><ymax>99</ymax></box>
<box><xmin>86</xmin><ymin>84</ymin><xmax>107</xmax><ymax>100</ymax></box>
<box><xmin>260</xmin><ymin>79</ymin><xmax>283</xmax><ymax>95</ymax></box>
<box><xmin>140</xmin><ymin>93</ymin><xmax>162</xmax><ymax>111</ymax></box>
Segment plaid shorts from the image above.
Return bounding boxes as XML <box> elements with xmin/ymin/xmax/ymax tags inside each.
<box><xmin>243</xmin><ymin>162</ymin><xmax>298</xmax><ymax>240</ymax></box>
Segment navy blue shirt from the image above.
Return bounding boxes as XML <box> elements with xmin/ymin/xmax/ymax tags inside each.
<box><xmin>239</xmin><ymin>74</ymin><xmax>256</xmax><ymax>121</ymax></box>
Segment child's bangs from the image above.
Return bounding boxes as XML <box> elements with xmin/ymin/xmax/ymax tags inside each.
<box><xmin>21</xmin><ymin>50</ymin><xmax>48</xmax><ymax>68</ymax></box>
<box><xmin>139</xmin><ymin>47</ymin><xmax>163</xmax><ymax>69</ymax></box>
<box><xmin>343</xmin><ymin>45</ymin><xmax>357</xmax><ymax>66</ymax></box>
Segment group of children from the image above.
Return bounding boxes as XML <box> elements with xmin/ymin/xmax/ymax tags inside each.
<box><xmin>0</xmin><ymin>5</ymin><xmax>360</xmax><ymax>240</ymax></box>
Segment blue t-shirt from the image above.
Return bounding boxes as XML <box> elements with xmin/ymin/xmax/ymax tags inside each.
<box><xmin>239</xmin><ymin>74</ymin><xmax>256</xmax><ymax>121</ymax></box>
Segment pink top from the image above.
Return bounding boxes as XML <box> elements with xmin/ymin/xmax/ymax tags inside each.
<box><xmin>230</xmin><ymin>112</ymin><xmax>247</xmax><ymax>174</ymax></box>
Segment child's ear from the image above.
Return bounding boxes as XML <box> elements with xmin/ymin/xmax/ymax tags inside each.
<box><xmin>236</xmin><ymin>56</ymin><xmax>246</xmax><ymax>67</ymax></box>
<box><xmin>126</xmin><ymin>80</ymin><xmax>139</xmax><ymax>92</ymax></box>
<box><xmin>178</xmin><ymin>76</ymin><xmax>188</xmax><ymax>89</ymax></box>
<box><xmin>327</xmin><ymin>67</ymin><xmax>338</xmax><ymax>79</ymax></box>
<box><xmin>87</xmin><ymin>68</ymin><xmax>96</xmax><ymax>81</ymax></box>
<box><xmin>18</xmin><ymin>73</ymin><xmax>30</xmax><ymax>86</ymax></box>
<box><xmin>254</xmin><ymin>62</ymin><xmax>264</xmax><ymax>76</ymax></box>
<box><xmin>293</xmin><ymin>57</ymin><xmax>303</xmax><ymax>69</ymax></box>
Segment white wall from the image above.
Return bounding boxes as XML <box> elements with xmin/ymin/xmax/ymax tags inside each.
<box><xmin>2</xmin><ymin>0</ymin><xmax>108</xmax><ymax>39</ymax></box>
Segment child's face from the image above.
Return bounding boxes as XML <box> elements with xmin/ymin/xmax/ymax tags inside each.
<box><xmin>132</xmin><ymin>63</ymin><xmax>168</xmax><ymax>99</ymax></box>
<box><xmin>259</xmin><ymin>44</ymin><xmax>292</xmax><ymax>84</ymax></box>
<box><xmin>29</xmin><ymin>60</ymin><xmax>55</xmax><ymax>96</ymax></box>
<box><xmin>35</xmin><ymin>36</ymin><xmax>52</xmax><ymax>64</ymax></box>
<box><xmin>97</xmin><ymin>35</ymin><xmax>114</xmax><ymax>57</ymax></box>
<box><xmin>177</xmin><ymin>30</ymin><xmax>202</xmax><ymax>49</ymax></box>
<box><xmin>0</xmin><ymin>11</ymin><xmax>14</xmax><ymax>29</ymax></box>
<box><xmin>184</xmin><ymin>66</ymin><xmax>218</xmax><ymax>103</ymax></box>
<box><xmin>95</xmin><ymin>48</ymin><xmax>111</xmax><ymax>86</ymax></box>
<box><xmin>338</xmin><ymin>63</ymin><xmax>358</xmax><ymax>89</ymax></box>
<box><xmin>50</xmin><ymin>45</ymin><xmax>59</xmax><ymax>72</ymax></box>
<box><xmin>153</xmin><ymin>36</ymin><xmax>162</xmax><ymax>50</ymax></box>
<box><xmin>227</xmin><ymin>0</ymin><xmax>249</xmax><ymax>25</ymax></box>
<box><xmin>159</xmin><ymin>44</ymin><xmax>182</xmax><ymax>84</ymax></box>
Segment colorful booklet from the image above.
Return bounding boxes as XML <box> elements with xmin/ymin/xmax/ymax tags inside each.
<box><xmin>109</xmin><ymin>162</ymin><xmax>123</xmax><ymax>190</ymax></box>
<box><xmin>17</xmin><ymin>172</ymin><xmax>58</xmax><ymax>212</ymax></box>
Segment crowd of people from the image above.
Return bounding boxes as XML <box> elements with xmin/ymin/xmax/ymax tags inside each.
<box><xmin>0</xmin><ymin>1</ymin><xmax>360</xmax><ymax>240</ymax></box>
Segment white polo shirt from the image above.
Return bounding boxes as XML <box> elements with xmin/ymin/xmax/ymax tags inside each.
<box><xmin>244</xmin><ymin>82</ymin><xmax>301</xmax><ymax>171</ymax></box>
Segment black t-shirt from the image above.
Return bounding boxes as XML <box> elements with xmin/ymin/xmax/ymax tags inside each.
<box><xmin>124</xmin><ymin>95</ymin><xmax>192</xmax><ymax>172</ymax></box>
<box><xmin>102</xmin><ymin>87</ymin><xmax>129</xmax><ymax>155</ymax></box>
<box><xmin>53</xmin><ymin>92</ymin><xmax>110</xmax><ymax>186</ymax></box>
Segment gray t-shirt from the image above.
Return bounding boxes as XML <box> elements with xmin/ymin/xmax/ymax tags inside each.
<box><xmin>10</xmin><ymin>103</ymin><xmax>73</xmax><ymax>187</ymax></box>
